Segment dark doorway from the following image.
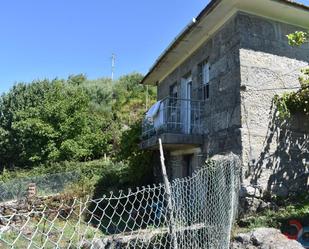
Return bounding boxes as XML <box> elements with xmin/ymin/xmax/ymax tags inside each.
<box><xmin>183</xmin><ymin>154</ymin><xmax>194</xmax><ymax>177</ymax></box>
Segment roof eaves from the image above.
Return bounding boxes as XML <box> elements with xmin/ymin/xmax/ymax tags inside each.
<box><xmin>141</xmin><ymin>0</ymin><xmax>309</xmax><ymax>85</ymax></box>
<box><xmin>276</xmin><ymin>0</ymin><xmax>309</xmax><ymax>11</ymax></box>
<box><xmin>141</xmin><ymin>0</ymin><xmax>222</xmax><ymax>85</ymax></box>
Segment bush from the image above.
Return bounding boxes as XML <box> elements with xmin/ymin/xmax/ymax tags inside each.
<box><xmin>0</xmin><ymin>159</ymin><xmax>130</xmax><ymax>199</ymax></box>
<box><xmin>238</xmin><ymin>193</ymin><xmax>309</xmax><ymax>231</ymax></box>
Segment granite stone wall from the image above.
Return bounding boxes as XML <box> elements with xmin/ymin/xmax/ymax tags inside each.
<box><xmin>238</xmin><ymin>13</ymin><xmax>309</xmax><ymax>197</ymax></box>
<box><xmin>155</xmin><ymin>11</ymin><xmax>309</xmax><ymax>198</ymax></box>
<box><xmin>157</xmin><ymin>13</ymin><xmax>242</xmax><ymax>158</ymax></box>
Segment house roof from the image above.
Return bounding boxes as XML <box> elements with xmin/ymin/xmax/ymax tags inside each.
<box><xmin>279</xmin><ymin>0</ymin><xmax>309</xmax><ymax>11</ymax></box>
<box><xmin>141</xmin><ymin>0</ymin><xmax>309</xmax><ymax>85</ymax></box>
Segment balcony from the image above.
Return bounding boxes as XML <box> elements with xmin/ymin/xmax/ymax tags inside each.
<box><xmin>140</xmin><ymin>97</ymin><xmax>204</xmax><ymax>150</ymax></box>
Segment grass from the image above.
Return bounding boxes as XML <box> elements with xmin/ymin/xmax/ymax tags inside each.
<box><xmin>235</xmin><ymin>193</ymin><xmax>309</xmax><ymax>234</ymax></box>
<box><xmin>0</xmin><ymin>218</ymin><xmax>103</xmax><ymax>249</ymax></box>
<box><xmin>0</xmin><ymin>159</ymin><xmax>129</xmax><ymax>202</ymax></box>
<box><xmin>0</xmin><ymin>159</ymin><xmax>114</xmax><ymax>182</ymax></box>
<box><xmin>0</xmin><ymin>211</ymin><xmax>168</xmax><ymax>248</ymax></box>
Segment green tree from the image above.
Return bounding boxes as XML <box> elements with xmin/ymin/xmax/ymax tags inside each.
<box><xmin>0</xmin><ymin>81</ymin><xmax>54</xmax><ymax>169</ymax></box>
<box><xmin>116</xmin><ymin>120</ymin><xmax>155</xmax><ymax>186</ymax></box>
<box><xmin>0</xmin><ymin>78</ymin><xmax>110</xmax><ymax>170</ymax></box>
<box><xmin>110</xmin><ymin>72</ymin><xmax>156</xmax><ymax>154</ymax></box>
<box><xmin>0</xmin><ymin>72</ymin><xmax>156</xmax><ymax>189</ymax></box>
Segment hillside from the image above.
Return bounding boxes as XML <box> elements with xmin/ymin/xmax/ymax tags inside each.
<box><xmin>0</xmin><ymin>73</ymin><xmax>156</xmax><ymax>197</ymax></box>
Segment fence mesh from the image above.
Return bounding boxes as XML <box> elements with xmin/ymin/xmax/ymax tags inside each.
<box><xmin>0</xmin><ymin>172</ymin><xmax>81</xmax><ymax>202</ymax></box>
<box><xmin>0</xmin><ymin>154</ymin><xmax>240</xmax><ymax>249</ymax></box>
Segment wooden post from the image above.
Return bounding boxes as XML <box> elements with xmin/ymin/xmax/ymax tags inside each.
<box><xmin>27</xmin><ymin>183</ymin><xmax>36</xmax><ymax>199</ymax></box>
<box><xmin>158</xmin><ymin>138</ymin><xmax>178</xmax><ymax>249</ymax></box>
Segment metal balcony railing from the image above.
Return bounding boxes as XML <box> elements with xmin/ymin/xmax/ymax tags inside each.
<box><xmin>142</xmin><ymin>97</ymin><xmax>204</xmax><ymax>139</ymax></box>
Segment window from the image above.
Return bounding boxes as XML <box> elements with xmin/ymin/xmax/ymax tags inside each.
<box><xmin>199</xmin><ymin>61</ymin><xmax>210</xmax><ymax>100</ymax></box>
<box><xmin>169</xmin><ymin>83</ymin><xmax>178</xmax><ymax>99</ymax></box>
<box><xmin>183</xmin><ymin>154</ymin><xmax>194</xmax><ymax>177</ymax></box>
<box><xmin>168</xmin><ymin>83</ymin><xmax>178</xmax><ymax>129</ymax></box>
<box><xmin>169</xmin><ymin>83</ymin><xmax>178</xmax><ymax>107</ymax></box>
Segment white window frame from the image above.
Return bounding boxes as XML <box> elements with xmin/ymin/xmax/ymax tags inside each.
<box><xmin>200</xmin><ymin>61</ymin><xmax>210</xmax><ymax>100</ymax></box>
<box><xmin>202</xmin><ymin>62</ymin><xmax>210</xmax><ymax>86</ymax></box>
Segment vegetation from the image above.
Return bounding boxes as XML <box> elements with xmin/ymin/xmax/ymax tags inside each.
<box><xmin>274</xmin><ymin>31</ymin><xmax>309</xmax><ymax>117</ymax></box>
<box><xmin>287</xmin><ymin>31</ymin><xmax>309</xmax><ymax>46</ymax></box>
<box><xmin>0</xmin><ymin>159</ymin><xmax>130</xmax><ymax>199</ymax></box>
<box><xmin>237</xmin><ymin>194</ymin><xmax>309</xmax><ymax>232</ymax></box>
<box><xmin>0</xmin><ymin>72</ymin><xmax>156</xmax><ymax>193</ymax></box>
<box><xmin>275</xmin><ymin>68</ymin><xmax>309</xmax><ymax>118</ymax></box>
<box><xmin>0</xmin><ymin>219</ymin><xmax>102</xmax><ymax>248</ymax></box>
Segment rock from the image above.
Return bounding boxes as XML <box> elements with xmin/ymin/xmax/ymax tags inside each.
<box><xmin>231</xmin><ymin>227</ymin><xmax>304</xmax><ymax>249</ymax></box>
<box><xmin>239</xmin><ymin>197</ymin><xmax>264</xmax><ymax>214</ymax></box>
<box><xmin>239</xmin><ymin>196</ymin><xmax>277</xmax><ymax>215</ymax></box>
<box><xmin>271</xmin><ymin>184</ymin><xmax>289</xmax><ymax>198</ymax></box>
<box><xmin>234</xmin><ymin>233</ymin><xmax>251</xmax><ymax>243</ymax></box>
<box><xmin>240</xmin><ymin>185</ymin><xmax>262</xmax><ymax>198</ymax></box>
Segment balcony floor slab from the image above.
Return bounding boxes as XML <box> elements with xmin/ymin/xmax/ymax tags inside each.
<box><xmin>140</xmin><ymin>133</ymin><xmax>204</xmax><ymax>150</ymax></box>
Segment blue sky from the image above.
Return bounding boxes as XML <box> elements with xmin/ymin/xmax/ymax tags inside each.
<box><xmin>0</xmin><ymin>0</ymin><xmax>308</xmax><ymax>94</ymax></box>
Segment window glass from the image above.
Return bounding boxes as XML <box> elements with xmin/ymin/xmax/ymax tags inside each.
<box><xmin>202</xmin><ymin>62</ymin><xmax>210</xmax><ymax>85</ymax></box>
<box><xmin>199</xmin><ymin>61</ymin><xmax>210</xmax><ymax>99</ymax></box>
<box><xmin>169</xmin><ymin>83</ymin><xmax>177</xmax><ymax>99</ymax></box>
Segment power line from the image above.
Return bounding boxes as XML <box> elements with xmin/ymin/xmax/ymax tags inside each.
<box><xmin>243</xmin><ymin>63</ymin><xmax>308</xmax><ymax>91</ymax></box>
<box><xmin>244</xmin><ymin>86</ymin><xmax>301</xmax><ymax>92</ymax></box>
<box><xmin>244</xmin><ymin>84</ymin><xmax>309</xmax><ymax>92</ymax></box>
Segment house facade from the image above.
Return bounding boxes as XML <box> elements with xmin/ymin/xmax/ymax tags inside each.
<box><xmin>141</xmin><ymin>0</ymin><xmax>309</xmax><ymax>197</ymax></box>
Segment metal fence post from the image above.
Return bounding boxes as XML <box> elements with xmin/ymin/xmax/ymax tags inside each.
<box><xmin>158</xmin><ymin>138</ymin><xmax>178</xmax><ymax>249</ymax></box>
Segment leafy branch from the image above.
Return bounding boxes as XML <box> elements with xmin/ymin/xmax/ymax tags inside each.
<box><xmin>274</xmin><ymin>68</ymin><xmax>309</xmax><ymax>118</ymax></box>
<box><xmin>274</xmin><ymin>32</ymin><xmax>309</xmax><ymax>118</ymax></box>
<box><xmin>287</xmin><ymin>31</ymin><xmax>309</xmax><ymax>46</ymax></box>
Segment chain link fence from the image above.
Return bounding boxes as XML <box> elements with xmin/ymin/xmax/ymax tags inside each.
<box><xmin>0</xmin><ymin>154</ymin><xmax>240</xmax><ymax>248</ymax></box>
<box><xmin>0</xmin><ymin>172</ymin><xmax>81</xmax><ymax>202</ymax></box>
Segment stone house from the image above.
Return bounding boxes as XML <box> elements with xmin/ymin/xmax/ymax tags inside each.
<box><xmin>140</xmin><ymin>0</ymin><xmax>309</xmax><ymax>197</ymax></box>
